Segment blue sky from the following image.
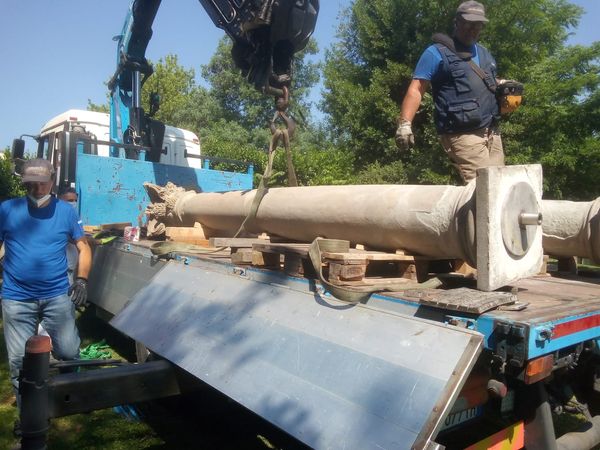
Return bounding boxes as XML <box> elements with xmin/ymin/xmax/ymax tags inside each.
<box><xmin>0</xmin><ymin>0</ymin><xmax>597</xmax><ymax>149</ymax></box>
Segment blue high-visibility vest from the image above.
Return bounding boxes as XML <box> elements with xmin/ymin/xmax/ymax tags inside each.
<box><xmin>432</xmin><ymin>43</ymin><xmax>500</xmax><ymax>134</ymax></box>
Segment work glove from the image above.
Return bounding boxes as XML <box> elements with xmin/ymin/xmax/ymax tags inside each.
<box><xmin>395</xmin><ymin>119</ymin><xmax>414</xmax><ymax>151</ymax></box>
<box><xmin>68</xmin><ymin>277</ymin><xmax>89</xmax><ymax>308</ymax></box>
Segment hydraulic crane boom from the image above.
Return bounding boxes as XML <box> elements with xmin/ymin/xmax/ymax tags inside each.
<box><xmin>108</xmin><ymin>0</ymin><xmax>319</xmax><ymax>159</ymax></box>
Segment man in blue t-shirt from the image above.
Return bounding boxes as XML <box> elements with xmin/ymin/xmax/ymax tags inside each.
<box><xmin>0</xmin><ymin>158</ymin><xmax>92</xmax><ymax>427</ymax></box>
<box><xmin>396</xmin><ymin>1</ymin><xmax>506</xmax><ymax>183</ymax></box>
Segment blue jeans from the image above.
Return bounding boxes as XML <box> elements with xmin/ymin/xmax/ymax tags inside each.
<box><xmin>2</xmin><ymin>294</ymin><xmax>80</xmax><ymax>407</ymax></box>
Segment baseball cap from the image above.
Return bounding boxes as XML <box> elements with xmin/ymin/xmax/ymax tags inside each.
<box><xmin>22</xmin><ymin>158</ymin><xmax>55</xmax><ymax>183</ymax></box>
<box><xmin>456</xmin><ymin>1</ymin><xmax>489</xmax><ymax>23</ymax></box>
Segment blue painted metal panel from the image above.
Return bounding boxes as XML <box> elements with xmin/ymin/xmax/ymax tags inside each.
<box><xmin>471</xmin><ymin>311</ymin><xmax>600</xmax><ymax>360</ymax></box>
<box><xmin>76</xmin><ymin>153</ymin><xmax>253</xmax><ymax>226</ymax></box>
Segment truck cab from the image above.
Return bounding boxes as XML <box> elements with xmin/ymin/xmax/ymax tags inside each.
<box><xmin>11</xmin><ymin>110</ymin><xmax>252</xmax><ymax>226</ymax></box>
<box><xmin>36</xmin><ymin>109</ymin><xmax>202</xmax><ymax>174</ymax></box>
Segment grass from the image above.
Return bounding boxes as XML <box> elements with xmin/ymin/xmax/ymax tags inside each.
<box><xmin>0</xmin><ymin>309</ymin><xmax>168</xmax><ymax>450</ymax></box>
<box><xmin>0</xmin><ymin>308</ymin><xmax>298</xmax><ymax>450</ymax></box>
<box><xmin>0</xmin><ymin>317</ymin><xmax>16</xmax><ymax>450</ymax></box>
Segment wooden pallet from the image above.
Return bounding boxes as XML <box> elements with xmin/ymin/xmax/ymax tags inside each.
<box><xmin>248</xmin><ymin>243</ymin><xmax>424</xmax><ymax>283</ymax></box>
<box><xmin>225</xmin><ymin>241</ymin><xmax>486</xmax><ymax>288</ymax></box>
<box><xmin>321</xmin><ymin>249</ymin><xmax>421</xmax><ymax>282</ymax></box>
<box><xmin>246</xmin><ymin>243</ymin><xmax>313</xmax><ymax>275</ymax></box>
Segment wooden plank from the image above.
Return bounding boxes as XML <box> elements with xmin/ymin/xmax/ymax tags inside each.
<box><xmin>397</xmin><ymin>262</ymin><xmax>418</xmax><ymax>281</ymax></box>
<box><xmin>231</xmin><ymin>249</ymin><xmax>254</xmax><ymax>265</ymax></box>
<box><xmin>328</xmin><ymin>262</ymin><xmax>367</xmax><ymax>282</ymax></box>
<box><xmin>166</xmin><ymin>226</ymin><xmax>207</xmax><ymax>240</ymax></box>
<box><xmin>452</xmin><ymin>260</ymin><xmax>477</xmax><ymax>278</ymax></box>
<box><xmin>99</xmin><ymin>222</ymin><xmax>131</xmax><ymax>231</ymax></box>
<box><xmin>83</xmin><ymin>225</ymin><xmax>100</xmax><ymax>233</ymax></box>
<box><xmin>283</xmin><ymin>254</ymin><xmax>315</xmax><ymax>277</ymax></box>
<box><xmin>538</xmin><ymin>255</ymin><xmax>550</xmax><ymax>276</ymax></box>
<box><xmin>209</xmin><ymin>237</ymin><xmax>270</xmax><ymax>248</ymax></box>
<box><xmin>252</xmin><ymin>250</ymin><xmax>281</xmax><ymax>268</ymax></box>
<box><xmin>252</xmin><ymin>243</ymin><xmax>310</xmax><ymax>256</ymax></box>
<box><xmin>333</xmin><ymin>277</ymin><xmax>419</xmax><ymax>288</ymax></box>
<box><xmin>169</xmin><ymin>237</ymin><xmax>210</xmax><ymax>247</ymax></box>
<box><xmin>322</xmin><ymin>249</ymin><xmax>417</xmax><ymax>262</ymax></box>
<box><xmin>165</xmin><ymin>226</ymin><xmax>209</xmax><ymax>246</ymax></box>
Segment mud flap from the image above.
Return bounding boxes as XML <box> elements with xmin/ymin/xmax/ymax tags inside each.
<box><xmin>110</xmin><ymin>262</ymin><xmax>483</xmax><ymax>449</ymax></box>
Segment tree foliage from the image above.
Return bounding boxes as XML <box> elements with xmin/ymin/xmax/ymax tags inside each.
<box><xmin>322</xmin><ymin>0</ymin><xmax>600</xmax><ymax>197</ymax></box>
<box><xmin>80</xmin><ymin>2</ymin><xmax>599</xmax><ymax>196</ymax></box>
<box><xmin>0</xmin><ymin>150</ymin><xmax>25</xmax><ymax>200</ymax></box>
<box><xmin>142</xmin><ymin>54</ymin><xmax>196</xmax><ymax>126</ymax></box>
<box><xmin>202</xmin><ymin>37</ymin><xmax>321</xmax><ymax>130</ymax></box>
<box><xmin>86</xmin><ymin>99</ymin><xmax>109</xmax><ymax>114</ymax></box>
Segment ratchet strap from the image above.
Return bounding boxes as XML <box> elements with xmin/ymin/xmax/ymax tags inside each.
<box><xmin>308</xmin><ymin>238</ymin><xmax>443</xmax><ymax>304</ymax></box>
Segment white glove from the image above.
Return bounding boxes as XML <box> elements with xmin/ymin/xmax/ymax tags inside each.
<box><xmin>395</xmin><ymin>119</ymin><xmax>414</xmax><ymax>151</ymax></box>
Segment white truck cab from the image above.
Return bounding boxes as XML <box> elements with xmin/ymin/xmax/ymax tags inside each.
<box><xmin>37</xmin><ymin>109</ymin><xmax>202</xmax><ymax>168</ymax></box>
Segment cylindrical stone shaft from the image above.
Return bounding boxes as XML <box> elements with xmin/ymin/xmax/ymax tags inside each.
<box><xmin>542</xmin><ymin>198</ymin><xmax>600</xmax><ymax>263</ymax></box>
<box><xmin>152</xmin><ymin>183</ymin><xmax>478</xmax><ymax>265</ymax></box>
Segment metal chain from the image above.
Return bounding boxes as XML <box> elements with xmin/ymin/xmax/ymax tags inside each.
<box><xmin>269</xmin><ymin>86</ymin><xmax>298</xmax><ymax>187</ymax></box>
<box><xmin>151</xmin><ymin>87</ymin><xmax>299</xmax><ymax>257</ymax></box>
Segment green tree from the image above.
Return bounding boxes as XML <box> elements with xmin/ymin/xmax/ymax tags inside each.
<box><xmin>86</xmin><ymin>55</ymin><xmax>195</xmax><ymax>121</ymax></box>
<box><xmin>0</xmin><ymin>150</ymin><xmax>25</xmax><ymax>199</ymax></box>
<box><xmin>202</xmin><ymin>37</ymin><xmax>320</xmax><ymax>130</ymax></box>
<box><xmin>198</xmin><ymin>36</ymin><xmax>352</xmax><ymax>187</ymax></box>
<box><xmin>323</xmin><ymin>0</ymin><xmax>600</xmax><ymax>196</ymax></box>
<box><xmin>86</xmin><ymin>99</ymin><xmax>109</xmax><ymax>113</ymax></box>
<box><xmin>141</xmin><ymin>54</ymin><xmax>197</xmax><ymax>126</ymax></box>
<box><xmin>171</xmin><ymin>86</ymin><xmax>226</xmax><ymax>133</ymax></box>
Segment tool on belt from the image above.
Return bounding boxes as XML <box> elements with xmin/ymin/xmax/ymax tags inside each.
<box><xmin>495</xmin><ymin>80</ymin><xmax>524</xmax><ymax>115</ymax></box>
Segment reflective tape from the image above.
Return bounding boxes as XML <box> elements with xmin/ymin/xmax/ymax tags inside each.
<box><xmin>464</xmin><ymin>421</ymin><xmax>524</xmax><ymax>450</ymax></box>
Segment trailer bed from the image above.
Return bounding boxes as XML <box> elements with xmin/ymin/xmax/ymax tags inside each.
<box><xmin>90</xmin><ymin>240</ymin><xmax>600</xmax><ymax>360</ymax></box>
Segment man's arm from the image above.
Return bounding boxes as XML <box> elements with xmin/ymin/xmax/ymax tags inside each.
<box><xmin>75</xmin><ymin>238</ymin><xmax>91</xmax><ymax>280</ymax></box>
<box><xmin>395</xmin><ymin>79</ymin><xmax>431</xmax><ymax>151</ymax></box>
<box><xmin>400</xmin><ymin>79</ymin><xmax>430</xmax><ymax>123</ymax></box>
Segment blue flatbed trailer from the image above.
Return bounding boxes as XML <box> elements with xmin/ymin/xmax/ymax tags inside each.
<box><xmin>88</xmin><ymin>238</ymin><xmax>600</xmax><ymax>450</ymax></box>
<box><xmin>18</xmin><ymin>129</ymin><xmax>600</xmax><ymax>448</ymax></box>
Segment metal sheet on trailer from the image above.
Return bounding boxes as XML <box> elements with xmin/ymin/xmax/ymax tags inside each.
<box><xmin>88</xmin><ymin>244</ymin><xmax>165</xmax><ymax>316</ymax></box>
<box><xmin>111</xmin><ymin>262</ymin><xmax>483</xmax><ymax>449</ymax></box>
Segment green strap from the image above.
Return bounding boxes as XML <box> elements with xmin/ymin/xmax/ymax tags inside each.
<box><xmin>308</xmin><ymin>237</ymin><xmax>443</xmax><ymax>304</ymax></box>
<box><xmin>151</xmin><ymin>238</ymin><xmax>442</xmax><ymax>304</ymax></box>
<box><xmin>151</xmin><ymin>126</ymin><xmax>288</xmax><ymax>258</ymax></box>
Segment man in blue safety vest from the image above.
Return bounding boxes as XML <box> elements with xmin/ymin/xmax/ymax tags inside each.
<box><xmin>396</xmin><ymin>1</ymin><xmax>508</xmax><ymax>183</ymax></box>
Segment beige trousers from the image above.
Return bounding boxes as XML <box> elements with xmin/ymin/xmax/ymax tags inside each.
<box><xmin>440</xmin><ymin>127</ymin><xmax>504</xmax><ymax>184</ymax></box>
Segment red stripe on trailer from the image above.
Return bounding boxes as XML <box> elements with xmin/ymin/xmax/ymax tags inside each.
<box><xmin>552</xmin><ymin>314</ymin><xmax>600</xmax><ymax>338</ymax></box>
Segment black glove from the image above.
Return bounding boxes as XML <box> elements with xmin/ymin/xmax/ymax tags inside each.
<box><xmin>68</xmin><ymin>277</ymin><xmax>88</xmax><ymax>308</ymax></box>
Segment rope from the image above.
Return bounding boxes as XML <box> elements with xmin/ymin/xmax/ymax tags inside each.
<box><xmin>150</xmin><ymin>132</ymin><xmax>279</xmax><ymax>257</ymax></box>
<box><xmin>151</xmin><ymin>91</ymin><xmax>297</xmax><ymax>258</ymax></box>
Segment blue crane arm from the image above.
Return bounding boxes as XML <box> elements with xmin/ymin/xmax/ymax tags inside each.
<box><xmin>109</xmin><ymin>0</ymin><xmax>160</xmax><ymax>149</ymax></box>
<box><xmin>109</xmin><ymin>0</ymin><xmax>319</xmax><ymax>153</ymax></box>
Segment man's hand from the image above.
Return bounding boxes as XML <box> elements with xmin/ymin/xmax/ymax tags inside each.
<box><xmin>395</xmin><ymin>119</ymin><xmax>415</xmax><ymax>151</ymax></box>
<box><xmin>68</xmin><ymin>277</ymin><xmax>88</xmax><ymax>308</ymax></box>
